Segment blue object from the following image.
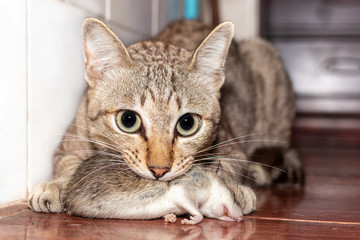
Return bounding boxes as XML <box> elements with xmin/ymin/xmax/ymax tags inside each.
<box><xmin>185</xmin><ymin>0</ymin><xmax>199</xmax><ymax>20</ymax></box>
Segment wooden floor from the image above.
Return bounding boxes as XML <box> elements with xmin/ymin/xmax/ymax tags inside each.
<box><xmin>1</xmin><ymin>147</ymin><xmax>360</xmax><ymax>239</ymax></box>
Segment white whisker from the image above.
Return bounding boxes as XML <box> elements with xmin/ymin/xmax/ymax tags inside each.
<box><xmin>198</xmin><ymin>165</ymin><xmax>257</xmax><ymax>182</ymax></box>
<box><xmin>197</xmin><ymin>132</ymin><xmax>269</xmax><ymax>153</ymax></box>
<box><xmin>194</xmin><ymin>156</ymin><xmax>285</xmax><ymax>173</ymax></box>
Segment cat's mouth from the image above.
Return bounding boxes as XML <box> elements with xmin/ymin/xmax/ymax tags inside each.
<box><xmin>133</xmin><ymin>167</ymin><xmax>188</xmax><ymax>182</ymax></box>
<box><xmin>157</xmin><ymin>165</ymin><xmax>193</xmax><ymax>181</ymax></box>
<box><xmin>124</xmin><ymin>153</ymin><xmax>194</xmax><ymax>181</ymax></box>
<box><xmin>128</xmin><ymin>166</ymin><xmax>171</xmax><ymax>181</ymax></box>
<box><xmin>158</xmin><ymin>171</ymin><xmax>176</xmax><ymax>181</ymax></box>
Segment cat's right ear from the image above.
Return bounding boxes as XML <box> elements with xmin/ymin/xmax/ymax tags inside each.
<box><xmin>81</xmin><ymin>18</ymin><xmax>133</xmax><ymax>86</ymax></box>
<box><xmin>189</xmin><ymin>22</ymin><xmax>234</xmax><ymax>90</ymax></box>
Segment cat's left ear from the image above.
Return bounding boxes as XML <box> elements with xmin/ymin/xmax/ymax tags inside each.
<box><xmin>189</xmin><ymin>22</ymin><xmax>234</xmax><ymax>89</ymax></box>
<box><xmin>81</xmin><ymin>18</ymin><xmax>133</xmax><ymax>86</ymax></box>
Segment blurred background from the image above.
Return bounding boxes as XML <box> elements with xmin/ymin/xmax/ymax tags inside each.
<box><xmin>0</xmin><ymin>0</ymin><xmax>359</xmax><ymax>206</ymax></box>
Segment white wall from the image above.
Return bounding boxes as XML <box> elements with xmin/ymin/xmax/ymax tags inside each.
<box><xmin>0</xmin><ymin>0</ymin><xmax>27</xmax><ymax>205</ymax></box>
<box><xmin>27</xmin><ymin>0</ymin><xmax>88</xmax><ymax>195</ymax></box>
<box><xmin>219</xmin><ymin>0</ymin><xmax>260</xmax><ymax>40</ymax></box>
<box><xmin>0</xmin><ymin>0</ymin><xmax>259</xmax><ymax>206</ymax></box>
<box><xmin>201</xmin><ymin>0</ymin><xmax>260</xmax><ymax>40</ymax></box>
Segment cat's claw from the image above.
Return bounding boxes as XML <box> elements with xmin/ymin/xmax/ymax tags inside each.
<box><xmin>28</xmin><ymin>181</ymin><xmax>63</xmax><ymax>213</ymax></box>
<box><xmin>181</xmin><ymin>215</ymin><xmax>203</xmax><ymax>225</ymax></box>
<box><xmin>164</xmin><ymin>213</ymin><xmax>177</xmax><ymax>223</ymax></box>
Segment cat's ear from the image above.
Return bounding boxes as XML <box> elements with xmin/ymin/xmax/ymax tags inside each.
<box><xmin>81</xmin><ymin>18</ymin><xmax>132</xmax><ymax>86</ymax></box>
<box><xmin>189</xmin><ymin>22</ymin><xmax>234</xmax><ymax>89</ymax></box>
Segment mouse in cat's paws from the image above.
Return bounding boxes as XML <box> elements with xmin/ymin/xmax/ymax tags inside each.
<box><xmin>63</xmin><ymin>154</ymin><xmax>256</xmax><ymax>224</ymax></box>
<box><xmin>28</xmin><ymin>178</ymin><xmax>65</xmax><ymax>213</ymax></box>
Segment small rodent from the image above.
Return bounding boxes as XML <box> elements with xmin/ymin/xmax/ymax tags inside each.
<box><xmin>63</xmin><ymin>154</ymin><xmax>256</xmax><ymax>224</ymax></box>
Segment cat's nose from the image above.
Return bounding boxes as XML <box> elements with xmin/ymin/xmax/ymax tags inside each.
<box><xmin>148</xmin><ymin>167</ymin><xmax>170</xmax><ymax>179</ymax></box>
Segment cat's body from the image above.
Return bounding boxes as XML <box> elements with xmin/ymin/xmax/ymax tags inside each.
<box><xmin>29</xmin><ymin>19</ymin><xmax>303</xmax><ymax>214</ymax></box>
<box><xmin>63</xmin><ymin>154</ymin><xmax>256</xmax><ymax>224</ymax></box>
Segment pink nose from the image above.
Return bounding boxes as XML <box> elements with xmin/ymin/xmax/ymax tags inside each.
<box><xmin>148</xmin><ymin>167</ymin><xmax>169</xmax><ymax>179</ymax></box>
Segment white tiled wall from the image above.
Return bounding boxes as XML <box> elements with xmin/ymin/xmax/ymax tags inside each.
<box><xmin>0</xmin><ymin>0</ymin><xmax>259</xmax><ymax>206</ymax></box>
<box><xmin>0</xmin><ymin>0</ymin><xmax>27</xmax><ymax>205</ymax></box>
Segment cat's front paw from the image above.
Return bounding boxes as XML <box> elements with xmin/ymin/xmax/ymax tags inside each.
<box><xmin>28</xmin><ymin>179</ymin><xmax>64</xmax><ymax>213</ymax></box>
<box><xmin>234</xmin><ymin>185</ymin><xmax>257</xmax><ymax>215</ymax></box>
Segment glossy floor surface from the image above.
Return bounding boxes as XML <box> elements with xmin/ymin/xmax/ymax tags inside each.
<box><xmin>1</xmin><ymin>148</ymin><xmax>360</xmax><ymax>239</ymax></box>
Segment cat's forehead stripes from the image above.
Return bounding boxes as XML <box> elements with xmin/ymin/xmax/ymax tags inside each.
<box><xmin>128</xmin><ymin>41</ymin><xmax>191</xmax><ymax>66</ymax></box>
<box><xmin>126</xmin><ymin>41</ymin><xmax>190</xmax><ymax>110</ymax></box>
<box><xmin>138</xmin><ymin>86</ymin><xmax>179</xmax><ymax>109</ymax></box>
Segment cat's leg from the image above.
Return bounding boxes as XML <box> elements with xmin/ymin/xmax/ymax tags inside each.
<box><xmin>221</xmin><ymin>177</ymin><xmax>257</xmax><ymax>215</ymax></box>
<box><xmin>214</xmin><ymin>129</ymin><xmax>258</xmax><ymax>213</ymax></box>
<box><xmin>248</xmin><ymin>148</ymin><xmax>304</xmax><ymax>186</ymax></box>
<box><xmin>28</xmin><ymin>153</ymin><xmax>84</xmax><ymax>213</ymax></box>
<box><xmin>29</xmin><ymin>155</ymin><xmax>81</xmax><ymax>213</ymax></box>
<box><xmin>28</xmin><ymin>177</ymin><xmax>67</xmax><ymax>213</ymax></box>
<box><xmin>248</xmin><ymin>164</ymin><xmax>272</xmax><ymax>186</ymax></box>
<box><xmin>235</xmin><ymin>185</ymin><xmax>257</xmax><ymax>215</ymax></box>
<box><xmin>271</xmin><ymin>148</ymin><xmax>304</xmax><ymax>185</ymax></box>
<box><xmin>247</xmin><ymin>146</ymin><xmax>302</xmax><ymax>186</ymax></box>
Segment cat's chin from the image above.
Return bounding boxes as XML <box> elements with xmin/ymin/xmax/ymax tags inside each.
<box><xmin>133</xmin><ymin>170</ymin><xmax>156</xmax><ymax>180</ymax></box>
<box><xmin>159</xmin><ymin>170</ymin><xmax>184</xmax><ymax>182</ymax></box>
<box><xmin>131</xmin><ymin>168</ymin><xmax>179</xmax><ymax>182</ymax></box>
<box><xmin>157</xmin><ymin>175</ymin><xmax>172</xmax><ymax>182</ymax></box>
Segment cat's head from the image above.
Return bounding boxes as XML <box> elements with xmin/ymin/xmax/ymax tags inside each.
<box><xmin>81</xmin><ymin>18</ymin><xmax>234</xmax><ymax>181</ymax></box>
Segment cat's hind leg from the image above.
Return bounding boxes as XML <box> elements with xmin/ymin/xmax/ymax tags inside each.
<box><xmin>248</xmin><ymin>164</ymin><xmax>272</xmax><ymax>186</ymax></box>
<box><xmin>271</xmin><ymin>148</ymin><xmax>304</xmax><ymax>185</ymax></box>
<box><xmin>28</xmin><ymin>177</ymin><xmax>67</xmax><ymax>213</ymax></box>
<box><xmin>247</xmin><ymin>147</ymin><xmax>304</xmax><ymax>186</ymax></box>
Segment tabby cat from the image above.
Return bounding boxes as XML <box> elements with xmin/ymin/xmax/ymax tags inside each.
<box><xmin>28</xmin><ymin>18</ymin><xmax>303</xmax><ymax>213</ymax></box>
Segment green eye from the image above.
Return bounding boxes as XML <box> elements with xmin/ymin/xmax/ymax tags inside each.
<box><xmin>116</xmin><ymin>110</ymin><xmax>142</xmax><ymax>133</ymax></box>
<box><xmin>176</xmin><ymin>113</ymin><xmax>201</xmax><ymax>137</ymax></box>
